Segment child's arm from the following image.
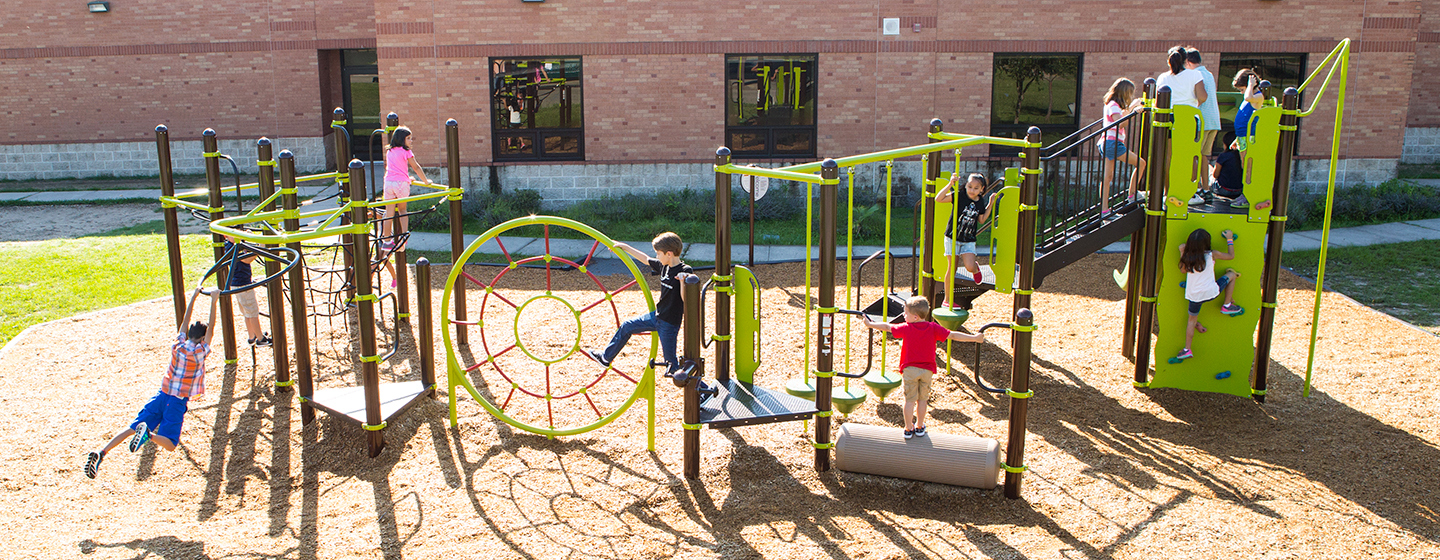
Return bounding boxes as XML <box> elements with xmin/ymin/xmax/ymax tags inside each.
<box><xmin>611</xmin><ymin>242</ymin><xmax>651</xmax><ymax>263</ymax></box>
<box><xmin>180</xmin><ymin>287</ymin><xmax>203</xmax><ymax>333</ymax></box>
<box><xmin>1244</xmin><ymin>75</ymin><xmax>1264</xmax><ymax>109</ymax></box>
<box><xmin>854</xmin><ymin>314</ymin><xmax>894</xmax><ymax>333</ymax></box>
<box><xmin>1212</xmin><ymin>230</ymin><xmax>1237</xmax><ymax>260</ymax></box>
<box><xmin>407</xmin><ymin>157</ymin><xmax>432</xmax><ymax>184</ymax></box>
<box><xmin>202</xmin><ymin>290</ymin><xmax>220</xmax><ymax>346</ymax></box>
<box><xmin>977</xmin><ymin>192</ymin><xmax>999</xmax><ymax>223</ymax></box>
<box><xmin>948</xmin><ymin>330</ymin><xmax>984</xmax><ymax>344</ymax></box>
<box><xmin>935</xmin><ymin>172</ymin><xmax>959</xmax><ymax>203</ymax></box>
<box><xmin>1193</xmin><ymin>81</ymin><xmax>1208</xmax><ymax>104</ymax></box>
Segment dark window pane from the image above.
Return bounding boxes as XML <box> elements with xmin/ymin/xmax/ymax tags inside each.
<box><xmin>343</xmin><ymin>49</ymin><xmax>377</xmax><ymax>68</ymax></box>
<box><xmin>991</xmin><ymin>54</ymin><xmax>1082</xmax><ymax>136</ymax></box>
<box><xmin>1216</xmin><ymin>53</ymin><xmax>1306</xmax><ymax>148</ymax></box>
<box><xmin>725</xmin><ymin>54</ymin><xmax>817</xmax><ymax>158</ymax></box>
<box><xmin>491</xmin><ymin>57</ymin><xmax>583</xmax><ymax>160</ymax></box>
<box><xmin>543</xmin><ymin>133</ymin><xmax>580</xmax><ymax>155</ymax></box>
<box><xmin>774</xmin><ymin>130</ymin><xmax>813</xmax><ymax>154</ymax></box>
<box><xmin>728</xmin><ymin>131</ymin><xmax>768</xmax><ymax>153</ymax></box>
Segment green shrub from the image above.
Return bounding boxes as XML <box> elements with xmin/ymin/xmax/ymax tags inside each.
<box><xmin>1287</xmin><ymin>180</ymin><xmax>1440</xmax><ymax>231</ymax></box>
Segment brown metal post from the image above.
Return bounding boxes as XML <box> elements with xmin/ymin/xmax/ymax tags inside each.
<box><xmin>1002</xmin><ymin>127</ymin><xmax>1041</xmax><ymax>499</ymax></box>
<box><xmin>1121</xmin><ymin>79</ymin><xmax>1156</xmax><ymax>361</ymax></box>
<box><xmin>280</xmin><ymin>151</ymin><xmax>315</xmax><ymax>423</ymax></box>
<box><xmin>257</xmin><ymin>138</ymin><xmax>290</xmax><ymax>390</ymax></box>
<box><xmin>713</xmin><ymin>147</ymin><xmax>733</xmax><ymax>384</ymax></box>
<box><xmin>1134</xmin><ymin>88</ymin><xmax>1173</xmax><ymax>385</ymax></box>
<box><xmin>814</xmin><ymin>159</ymin><xmax>839</xmax><ymax>473</ymax></box>
<box><xmin>682</xmin><ymin>274</ymin><xmax>703</xmax><ymax>479</ymax></box>
<box><xmin>347</xmin><ymin>159</ymin><xmax>385</xmax><ymax>457</ymax></box>
<box><xmin>203</xmin><ymin>130</ymin><xmax>238</xmax><ymax>363</ymax></box>
<box><xmin>1251</xmin><ymin>88</ymin><xmax>1300</xmax><ymax>404</ymax></box>
<box><xmin>416</xmin><ymin>258</ymin><xmax>436</xmax><ymax>397</ymax></box>
<box><xmin>446</xmin><ymin>119</ymin><xmax>468</xmax><ymax>345</ymax></box>
<box><xmin>921</xmin><ymin>118</ymin><xmax>943</xmax><ymax>306</ymax></box>
<box><xmin>384</xmin><ymin>113</ymin><xmax>411</xmax><ymax>322</ymax></box>
<box><xmin>332</xmin><ymin>108</ymin><xmax>356</xmax><ymax>302</ymax></box>
<box><xmin>155</xmin><ymin>125</ymin><xmax>187</xmax><ymax>327</ymax></box>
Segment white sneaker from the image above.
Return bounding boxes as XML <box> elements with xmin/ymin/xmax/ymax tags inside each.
<box><xmin>1188</xmin><ymin>194</ymin><xmax>1205</xmax><ymax>206</ymax></box>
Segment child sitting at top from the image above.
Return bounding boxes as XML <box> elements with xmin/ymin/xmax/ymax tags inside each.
<box><xmin>85</xmin><ymin>286</ymin><xmax>218</xmax><ymax>479</ymax></box>
<box><xmin>936</xmin><ymin>172</ymin><xmax>999</xmax><ymax>300</ymax></box>
<box><xmin>856</xmin><ymin>296</ymin><xmax>984</xmax><ymax>439</ymax></box>
<box><xmin>1175</xmin><ymin>229</ymin><xmax>1244</xmax><ymax>362</ymax></box>
<box><xmin>586</xmin><ymin>232</ymin><xmax>693</xmax><ymax>372</ymax></box>
<box><xmin>1209</xmin><ymin>131</ymin><xmax>1244</xmax><ymax>201</ymax></box>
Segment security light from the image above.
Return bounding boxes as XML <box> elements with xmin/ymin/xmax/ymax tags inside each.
<box><xmin>87</xmin><ymin>1</ymin><xmax>110</xmax><ymax>13</ymax></box>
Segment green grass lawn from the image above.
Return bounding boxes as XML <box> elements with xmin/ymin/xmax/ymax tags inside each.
<box><xmin>1284</xmin><ymin>240</ymin><xmax>1440</xmax><ymax>334</ymax></box>
<box><xmin>0</xmin><ymin>229</ymin><xmax>214</xmax><ymax>348</ymax></box>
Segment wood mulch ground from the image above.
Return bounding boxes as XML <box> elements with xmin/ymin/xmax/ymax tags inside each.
<box><xmin>2</xmin><ymin>254</ymin><xmax>1436</xmax><ymax>559</ymax></box>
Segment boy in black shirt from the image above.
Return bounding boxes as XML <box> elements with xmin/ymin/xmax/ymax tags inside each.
<box><xmin>1209</xmin><ymin>131</ymin><xmax>1244</xmax><ymax>202</ymax></box>
<box><xmin>586</xmin><ymin>232</ymin><xmax>693</xmax><ymax>371</ymax></box>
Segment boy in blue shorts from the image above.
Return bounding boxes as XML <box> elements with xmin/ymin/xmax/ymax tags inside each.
<box><xmin>84</xmin><ymin>286</ymin><xmax>218</xmax><ymax>479</ymax></box>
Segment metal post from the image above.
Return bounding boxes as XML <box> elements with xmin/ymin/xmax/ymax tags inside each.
<box><xmin>921</xmin><ymin>119</ymin><xmax>943</xmax><ymax>307</ymax></box>
<box><xmin>331</xmin><ymin>108</ymin><xmax>356</xmax><ymax>302</ymax></box>
<box><xmin>155</xmin><ymin>125</ymin><xmax>187</xmax><ymax>327</ymax></box>
<box><xmin>1251</xmin><ymin>88</ymin><xmax>1300</xmax><ymax>404</ymax></box>
<box><xmin>1122</xmin><ymin>79</ymin><xmax>1156</xmax><ymax>360</ymax></box>
<box><xmin>417</xmin><ymin>258</ymin><xmax>436</xmax><ymax>398</ymax></box>
<box><xmin>714</xmin><ymin>147</ymin><xmax>733</xmax><ymax>385</ymax></box>
<box><xmin>1134</xmin><ymin>88</ymin><xmax>1173</xmax><ymax>385</ymax></box>
<box><xmin>346</xmin><ymin>159</ymin><xmax>385</xmax><ymax>457</ymax></box>
<box><xmin>446</xmin><ymin>119</ymin><xmax>468</xmax><ymax>345</ymax></box>
<box><xmin>257</xmin><ymin>138</ymin><xmax>290</xmax><ymax>390</ymax></box>
<box><xmin>280</xmin><ymin>151</ymin><xmax>315</xmax><ymax>424</ymax></box>
<box><xmin>1002</xmin><ymin>127</ymin><xmax>1042</xmax><ymax>499</ymax></box>
<box><xmin>814</xmin><ymin>159</ymin><xmax>839</xmax><ymax>473</ymax></box>
<box><xmin>203</xmin><ymin>129</ymin><xmax>238</xmax><ymax>363</ymax></box>
<box><xmin>682</xmin><ymin>274</ymin><xmax>703</xmax><ymax>479</ymax></box>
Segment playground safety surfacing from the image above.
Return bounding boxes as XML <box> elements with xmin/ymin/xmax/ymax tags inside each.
<box><xmin>12</xmin><ymin>255</ymin><xmax>1439</xmax><ymax>559</ymax></box>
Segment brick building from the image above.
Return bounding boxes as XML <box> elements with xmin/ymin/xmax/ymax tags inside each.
<box><xmin>2</xmin><ymin>0</ymin><xmax>1434</xmax><ymax>203</ymax></box>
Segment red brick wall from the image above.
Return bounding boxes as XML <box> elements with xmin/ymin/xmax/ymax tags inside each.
<box><xmin>1406</xmin><ymin>0</ymin><xmax>1440</xmax><ymax>127</ymax></box>
<box><xmin>0</xmin><ymin>0</ymin><xmax>374</xmax><ymax>143</ymax></box>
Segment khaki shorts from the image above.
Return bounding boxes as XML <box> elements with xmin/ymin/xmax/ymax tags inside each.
<box><xmin>235</xmin><ymin>290</ymin><xmax>259</xmax><ymax>319</ymax></box>
<box><xmin>902</xmin><ymin>366</ymin><xmax>934</xmax><ymax>404</ymax></box>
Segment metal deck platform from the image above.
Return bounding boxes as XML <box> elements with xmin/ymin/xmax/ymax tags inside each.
<box><xmin>308</xmin><ymin>380</ymin><xmax>431</xmax><ymax>425</ymax></box>
<box><xmin>699</xmin><ymin>379</ymin><xmax>819</xmax><ymax>429</ymax></box>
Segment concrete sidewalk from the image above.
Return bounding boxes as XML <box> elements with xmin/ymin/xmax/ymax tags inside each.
<box><xmin>5</xmin><ymin>186</ymin><xmax>1439</xmax><ymax>260</ymax></box>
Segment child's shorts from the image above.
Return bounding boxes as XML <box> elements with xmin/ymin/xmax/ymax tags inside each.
<box><xmin>902</xmin><ymin>366</ymin><xmax>934</xmax><ymax>404</ymax></box>
<box><xmin>131</xmin><ymin>391</ymin><xmax>189</xmax><ymax>445</ymax></box>
<box><xmin>235</xmin><ymin>289</ymin><xmax>259</xmax><ymax>319</ymax></box>
<box><xmin>1102</xmin><ymin>139</ymin><xmax>1128</xmax><ymax>160</ymax></box>
<box><xmin>1187</xmin><ymin>274</ymin><xmax>1233</xmax><ymax>314</ymax></box>
<box><xmin>383</xmin><ymin>178</ymin><xmax>411</xmax><ymax>200</ymax></box>
<box><xmin>943</xmin><ymin>237</ymin><xmax>977</xmax><ymax>257</ymax></box>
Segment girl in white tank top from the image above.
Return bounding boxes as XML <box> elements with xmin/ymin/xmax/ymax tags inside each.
<box><xmin>1174</xmin><ymin>228</ymin><xmax>1244</xmax><ymax>361</ymax></box>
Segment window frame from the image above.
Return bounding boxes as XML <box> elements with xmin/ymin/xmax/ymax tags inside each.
<box><xmin>724</xmin><ymin>53</ymin><xmax>819</xmax><ymax>160</ymax></box>
<box><xmin>989</xmin><ymin>52</ymin><xmax>1085</xmax><ymax>151</ymax></box>
<box><xmin>1215</xmin><ymin>53</ymin><xmax>1307</xmax><ymax>154</ymax></box>
<box><xmin>489</xmin><ymin>56</ymin><xmax>585</xmax><ymax>162</ymax></box>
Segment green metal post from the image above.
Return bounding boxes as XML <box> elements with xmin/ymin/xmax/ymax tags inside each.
<box><xmin>922</xmin><ymin>119</ymin><xmax>943</xmax><ymax>308</ymax></box>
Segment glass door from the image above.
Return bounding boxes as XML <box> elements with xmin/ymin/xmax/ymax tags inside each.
<box><xmin>341</xmin><ymin>50</ymin><xmax>381</xmax><ymax>161</ymax></box>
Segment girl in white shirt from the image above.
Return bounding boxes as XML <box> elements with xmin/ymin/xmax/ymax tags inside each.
<box><xmin>1174</xmin><ymin>228</ymin><xmax>1244</xmax><ymax>361</ymax></box>
<box><xmin>1156</xmin><ymin>46</ymin><xmax>1207</xmax><ymax>109</ymax></box>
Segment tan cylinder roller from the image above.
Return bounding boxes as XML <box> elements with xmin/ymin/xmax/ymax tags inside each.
<box><xmin>834</xmin><ymin>423</ymin><xmax>1001</xmax><ymax>489</ymax></box>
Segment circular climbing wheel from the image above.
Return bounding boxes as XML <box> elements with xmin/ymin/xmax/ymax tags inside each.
<box><xmin>441</xmin><ymin>216</ymin><xmax>657</xmax><ymax>437</ymax></box>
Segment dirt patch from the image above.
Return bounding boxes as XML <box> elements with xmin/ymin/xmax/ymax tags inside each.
<box><xmin>0</xmin><ymin>203</ymin><xmax>209</xmax><ymax>241</ymax></box>
<box><xmin>2</xmin><ymin>254</ymin><xmax>1437</xmax><ymax>559</ymax></box>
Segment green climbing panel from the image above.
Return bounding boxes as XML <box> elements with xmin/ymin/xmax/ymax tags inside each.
<box><xmin>1240</xmin><ymin>105</ymin><xmax>1283</xmax><ymax>223</ymax></box>
<box><xmin>734</xmin><ymin>265</ymin><xmax>761</xmax><ymax>384</ymax></box>
<box><xmin>1150</xmin><ymin>214</ymin><xmax>1267</xmax><ymax>398</ymax></box>
<box><xmin>927</xmin><ymin>169</ymin><xmax>1022</xmax><ymax>292</ymax></box>
<box><xmin>1165</xmin><ymin>104</ymin><xmax>1206</xmax><ymax>220</ymax></box>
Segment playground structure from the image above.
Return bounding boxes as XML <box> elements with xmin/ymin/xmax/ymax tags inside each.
<box><xmin>439</xmin><ymin>39</ymin><xmax>1349</xmax><ymax>499</ymax></box>
<box><xmin>153</xmin><ymin>110</ymin><xmax>469</xmax><ymax>457</ymax></box>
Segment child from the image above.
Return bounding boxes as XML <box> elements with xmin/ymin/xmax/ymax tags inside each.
<box><xmin>1096</xmin><ymin>78</ymin><xmax>1148</xmax><ymax>214</ymax></box>
<box><xmin>222</xmin><ymin>236</ymin><xmax>271</xmax><ymax>347</ymax></box>
<box><xmin>1175</xmin><ymin>229</ymin><xmax>1244</xmax><ymax>362</ymax></box>
<box><xmin>856</xmin><ymin>296</ymin><xmax>983</xmax><ymax>438</ymax></box>
<box><xmin>1230</xmin><ymin>68</ymin><xmax>1266</xmax><ymax>209</ymax></box>
<box><xmin>1186</xmin><ymin>48</ymin><xmax>1220</xmax><ymax>206</ymax></box>
<box><xmin>936</xmin><ymin>172</ymin><xmax>998</xmax><ymax>299</ymax></box>
<box><xmin>1209</xmin><ymin>132</ymin><xmax>1243</xmax><ymax>201</ymax></box>
<box><xmin>380</xmin><ymin>126</ymin><xmax>432</xmax><ymax>257</ymax></box>
<box><xmin>84</xmin><ymin>287</ymin><xmax>219</xmax><ymax>479</ymax></box>
<box><xmin>585</xmin><ymin>232</ymin><xmax>693</xmax><ymax>371</ymax></box>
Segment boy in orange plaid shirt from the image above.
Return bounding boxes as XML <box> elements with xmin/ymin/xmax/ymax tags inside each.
<box><xmin>85</xmin><ymin>286</ymin><xmax>218</xmax><ymax>479</ymax></box>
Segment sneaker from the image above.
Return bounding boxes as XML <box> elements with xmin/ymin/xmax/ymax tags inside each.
<box><xmin>84</xmin><ymin>451</ymin><xmax>103</xmax><ymax>479</ymax></box>
<box><xmin>1220</xmin><ymin>303</ymin><xmax>1245</xmax><ymax>316</ymax></box>
<box><xmin>1230</xmin><ymin>194</ymin><xmax>1250</xmax><ymax>209</ymax></box>
<box><xmin>1201</xmin><ymin>190</ymin><xmax>1216</xmax><ymax>204</ymax></box>
<box><xmin>391</xmin><ymin>278</ymin><xmax>397</xmax><ymax>288</ymax></box>
<box><xmin>913</xmin><ymin>426</ymin><xmax>927</xmax><ymax>438</ymax></box>
<box><xmin>903</xmin><ymin>429</ymin><xmax>914</xmax><ymax>440</ymax></box>
<box><xmin>1175</xmin><ymin>348</ymin><xmax>1194</xmax><ymax>361</ymax></box>
<box><xmin>254</xmin><ymin>334</ymin><xmax>273</xmax><ymax>347</ymax></box>
<box><xmin>128</xmin><ymin>423</ymin><xmax>150</xmax><ymax>453</ymax></box>
<box><xmin>379</xmin><ymin>239</ymin><xmax>395</xmax><ymax>251</ymax></box>
<box><xmin>1188</xmin><ymin>194</ymin><xmax>1205</xmax><ymax>206</ymax></box>
<box><xmin>585</xmin><ymin>349</ymin><xmax>611</xmax><ymax>367</ymax></box>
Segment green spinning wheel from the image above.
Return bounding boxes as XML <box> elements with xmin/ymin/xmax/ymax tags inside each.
<box><xmin>442</xmin><ymin>216</ymin><xmax>657</xmax><ymax>446</ymax></box>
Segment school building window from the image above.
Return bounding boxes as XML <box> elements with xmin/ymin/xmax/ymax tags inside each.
<box><xmin>490</xmin><ymin>57</ymin><xmax>584</xmax><ymax>161</ymax></box>
<box><xmin>990</xmin><ymin>53</ymin><xmax>1083</xmax><ymax>149</ymax></box>
<box><xmin>725</xmin><ymin>54</ymin><xmax>818</xmax><ymax>159</ymax></box>
<box><xmin>1216</xmin><ymin>53</ymin><xmax>1306</xmax><ymax>150</ymax></box>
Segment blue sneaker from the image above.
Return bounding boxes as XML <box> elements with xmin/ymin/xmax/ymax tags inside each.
<box><xmin>913</xmin><ymin>426</ymin><xmax>927</xmax><ymax>438</ymax></box>
<box><xmin>84</xmin><ymin>451</ymin><xmax>103</xmax><ymax>479</ymax></box>
<box><xmin>128</xmin><ymin>423</ymin><xmax>151</xmax><ymax>453</ymax></box>
<box><xmin>903</xmin><ymin>429</ymin><xmax>914</xmax><ymax>440</ymax></box>
<box><xmin>584</xmin><ymin>349</ymin><xmax>611</xmax><ymax>367</ymax></box>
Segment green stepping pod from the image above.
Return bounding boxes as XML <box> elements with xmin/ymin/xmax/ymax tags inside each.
<box><xmin>862</xmin><ymin>371</ymin><xmax>902</xmax><ymax>399</ymax></box>
<box><xmin>831</xmin><ymin>385</ymin><xmax>869</xmax><ymax>416</ymax></box>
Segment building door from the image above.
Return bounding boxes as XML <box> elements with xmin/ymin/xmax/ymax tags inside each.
<box><xmin>341</xmin><ymin>50</ymin><xmax>381</xmax><ymax>161</ymax></box>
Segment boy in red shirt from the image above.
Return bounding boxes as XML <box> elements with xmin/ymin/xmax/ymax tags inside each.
<box><xmin>856</xmin><ymin>296</ymin><xmax>984</xmax><ymax>438</ymax></box>
<box><xmin>84</xmin><ymin>286</ymin><xmax>218</xmax><ymax>479</ymax></box>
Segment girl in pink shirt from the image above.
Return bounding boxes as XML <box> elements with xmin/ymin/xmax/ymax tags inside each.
<box><xmin>1097</xmin><ymin>78</ymin><xmax>1147</xmax><ymax>217</ymax></box>
<box><xmin>381</xmin><ymin>126</ymin><xmax>432</xmax><ymax>253</ymax></box>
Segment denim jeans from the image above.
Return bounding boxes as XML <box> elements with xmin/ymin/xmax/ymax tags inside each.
<box><xmin>600</xmin><ymin>311</ymin><xmax>680</xmax><ymax>368</ymax></box>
